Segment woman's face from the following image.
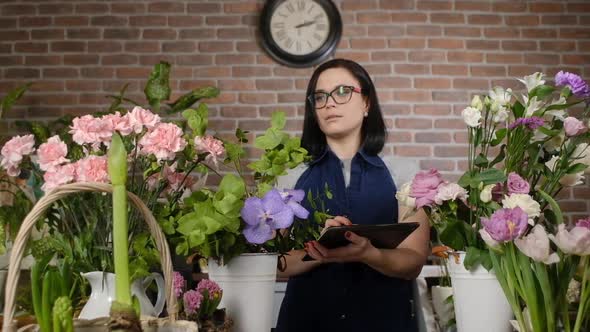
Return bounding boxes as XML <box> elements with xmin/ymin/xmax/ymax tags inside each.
<box><xmin>313</xmin><ymin>67</ymin><xmax>368</xmax><ymax>141</ymax></box>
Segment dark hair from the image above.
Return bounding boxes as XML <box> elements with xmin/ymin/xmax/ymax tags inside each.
<box><xmin>301</xmin><ymin>58</ymin><xmax>386</xmax><ymax>159</ymax></box>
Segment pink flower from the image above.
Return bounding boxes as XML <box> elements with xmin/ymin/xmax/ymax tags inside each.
<box><xmin>37</xmin><ymin>135</ymin><xmax>69</xmax><ymax>172</ymax></box>
<box><xmin>194</xmin><ymin>135</ymin><xmax>225</xmax><ymax>166</ymax></box>
<box><xmin>0</xmin><ymin>134</ymin><xmax>35</xmax><ymax>176</ymax></box>
<box><xmin>103</xmin><ymin>112</ymin><xmax>134</xmax><ymax>136</ymax></box>
<box><xmin>481</xmin><ymin>207</ymin><xmax>529</xmax><ymax>242</ymax></box>
<box><xmin>576</xmin><ymin>218</ymin><xmax>590</xmax><ymax>229</ymax></box>
<box><xmin>75</xmin><ymin>155</ymin><xmax>109</xmax><ymax>183</ymax></box>
<box><xmin>434</xmin><ymin>182</ymin><xmax>468</xmax><ymax>205</ymax></box>
<box><xmin>173</xmin><ymin>271</ymin><xmax>185</xmax><ymax>298</ymax></box>
<box><xmin>129</xmin><ymin>106</ymin><xmax>160</xmax><ymax>134</ymax></box>
<box><xmin>69</xmin><ymin>115</ymin><xmax>113</xmax><ymax>147</ymax></box>
<box><xmin>183</xmin><ymin>290</ymin><xmax>203</xmax><ymax>316</ymax></box>
<box><xmin>564</xmin><ymin>117</ymin><xmax>587</xmax><ymax>137</ymax></box>
<box><xmin>507</xmin><ymin>172</ymin><xmax>530</xmax><ymax>195</ymax></box>
<box><xmin>514</xmin><ymin>225</ymin><xmax>560</xmax><ymax>265</ymax></box>
<box><xmin>196</xmin><ymin>279</ymin><xmax>222</xmax><ymax>300</ymax></box>
<box><xmin>410</xmin><ymin>169</ymin><xmax>444</xmax><ymax>209</ymax></box>
<box><xmin>548</xmin><ymin>224</ymin><xmax>590</xmax><ymax>256</ymax></box>
<box><xmin>41</xmin><ymin>163</ymin><xmax>76</xmax><ymax>192</ymax></box>
<box><xmin>139</xmin><ymin>123</ymin><xmax>187</xmax><ymax>161</ymax></box>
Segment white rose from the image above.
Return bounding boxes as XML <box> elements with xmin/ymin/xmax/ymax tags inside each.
<box><xmin>462</xmin><ymin>107</ymin><xmax>482</xmax><ymax>127</ymax></box>
<box><xmin>502</xmin><ymin>194</ymin><xmax>540</xmax><ymax>225</ymax></box>
<box><xmin>479</xmin><ymin>184</ymin><xmax>495</xmax><ymax>203</ymax></box>
<box><xmin>559</xmin><ymin>172</ymin><xmax>585</xmax><ymax>187</ymax></box>
<box><xmin>395</xmin><ymin>182</ymin><xmax>416</xmax><ymax>208</ymax></box>
<box><xmin>518</xmin><ymin>72</ymin><xmax>545</xmax><ymax>92</ymax></box>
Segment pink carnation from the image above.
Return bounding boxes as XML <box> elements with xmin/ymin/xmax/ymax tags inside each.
<box><xmin>37</xmin><ymin>135</ymin><xmax>69</xmax><ymax>172</ymax></box>
<box><xmin>139</xmin><ymin>123</ymin><xmax>187</xmax><ymax>161</ymax></box>
<box><xmin>75</xmin><ymin>155</ymin><xmax>109</xmax><ymax>183</ymax></box>
<box><xmin>41</xmin><ymin>163</ymin><xmax>76</xmax><ymax>192</ymax></box>
<box><xmin>103</xmin><ymin>112</ymin><xmax>134</xmax><ymax>137</ymax></box>
<box><xmin>196</xmin><ymin>279</ymin><xmax>222</xmax><ymax>300</ymax></box>
<box><xmin>564</xmin><ymin>117</ymin><xmax>587</xmax><ymax>137</ymax></box>
<box><xmin>0</xmin><ymin>134</ymin><xmax>35</xmax><ymax>177</ymax></box>
<box><xmin>507</xmin><ymin>172</ymin><xmax>530</xmax><ymax>195</ymax></box>
<box><xmin>194</xmin><ymin>135</ymin><xmax>225</xmax><ymax>166</ymax></box>
<box><xmin>183</xmin><ymin>290</ymin><xmax>203</xmax><ymax>316</ymax></box>
<box><xmin>129</xmin><ymin>106</ymin><xmax>160</xmax><ymax>134</ymax></box>
<box><xmin>69</xmin><ymin>115</ymin><xmax>113</xmax><ymax>147</ymax></box>
<box><xmin>410</xmin><ymin>169</ymin><xmax>445</xmax><ymax>209</ymax></box>
<box><xmin>173</xmin><ymin>271</ymin><xmax>185</xmax><ymax>298</ymax></box>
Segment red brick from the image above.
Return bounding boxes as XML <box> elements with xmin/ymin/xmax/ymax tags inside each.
<box><xmin>431</xmin><ymin>13</ymin><xmax>465</xmax><ymax>24</ymax></box>
<box><xmin>65</xmin><ymin>81</ymin><xmax>101</xmax><ymax>92</ymax></box>
<box><xmin>468</xmin><ymin>15</ymin><xmax>502</xmax><ymax>25</ymax></box>
<box><xmin>540</xmin><ymin>41</ymin><xmax>576</xmax><ymax>52</ymax></box>
<box><xmin>435</xmin><ymin>146</ymin><xmax>468</xmax><ymax>157</ymax></box>
<box><xmin>490</xmin><ymin>79</ymin><xmax>522</xmax><ymax>90</ymax></box>
<box><xmin>88</xmin><ymin>41</ymin><xmax>122</xmax><ymax>53</ymax></box>
<box><xmin>372</xmin><ymin>51</ymin><xmax>406</xmax><ymax>62</ymax></box>
<box><xmin>466</xmin><ymin>40</ymin><xmax>499</xmax><ymax>50</ymax></box>
<box><xmin>51</xmin><ymin>41</ymin><xmax>85</xmax><ymax>53</ymax></box>
<box><xmin>257</xmin><ymin>54</ymin><xmax>275</xmax><ymax>65</ymax></box>
<box><xmin>116</xmin><ymin>68</ymin><xmax>152</xmax><ymax>79</ymax></box>
<box><xmin>140</xmin><ymin>55</ymin><xmax>176</xmax><ymax>66</ymax></box>
<box><xmin>395</xmin><ymin>64</ymin><xmax>429</xmax><ymax>75</ymax></box>
<box><xmin>407</xmin><ymin>25</ymin><xmax>442</xmax><ymax>36</ymax></box>
<box><xmin>484</xmin><ymin>27</ymin><xmax>520</xmax><ymax>38</ymax></box>
<box><xmin>81</xmin><ymin>67</ymin><xmax>114</xmax><ymax>79</ymax></box>
<box><xmin>415</xmin><ymin>78</ymin><xmax>451</xmax><ymax>89</ymax></box>
<box><xmin>343</xmin><ymin>26</ymin><xmax>368</xmax><ymax>38</ymax></box>
<box><xmin>2</xmin><ymin>5</ymin><xmax>36</xmax><ymax>15</ymax></box>
<box><xmin>32</xmin><ymin>29</ymin><xmax>66</xmax><ymax>40</ymax></box>
<box><xmin>432</xmin><ymin>64</ymin><xmax>468</xmax><ymax>75</ymax></box>
<box><xmin>19</xmin><ymin>16</ymin><xmax>51</xmax><ymax>27</ymax></box>
<box><xmin>67</xmin><ymin>29</ymin><xmax>101</xmax><ymax>39</ymax></box>
<box><xmin>342</xmin><ymin>1</ymin><xmax>378</xmax><ymax>10</ymax></box>
<box><xmin>29</xmin><ymin>81</ymin><xmax>65</xmax><ymax>92</ymax></box>
<box><xmin>239</xmin><ymin>93</ymin><xmax>276</xmax><ymax>105</ymax></box>
<box><xmin>217</xmin><ymin>28</ymin><xmax>254</xmax><ymax>40</ymax></box>
<box><xmin>471</xmin><ymin>66</ymin><xmax>506</xmax><ymax>77</ymax></box>
<box><xmin>433</xmin><ymin>91</ymin><xmax>469</xmax><ymax>102</ymax></box>
<box><xmin>492</xmin><ymin>2</ymin><xmax>527</xmax><ymax>12</ymax></box>
<box><xmin>486</xmin><ymin>53</ymin><xmax>523</xmax><ymax>64</ymax></box>
<box><xmin>524</xmin><ymin>54</ymin><xmax>560</xmax><ymax>65</ymax></box>
<box><xmin>39</xmin><ymin>4</ymin><xmax>73</xmax><ymax>14</ymax></box>
<box><xmin>562</xmin><ymin>55</ymin><xmax>590</xmax><ymax>66</ymax></box>
<box><xmin>390</xmin><ymin>13</ymin><xmax>427</xmax><ymax>22</ymax></box>
<box><xmin>417</xmin><ymin>1</ymin><xmax>452</xmax><ymax>10</ymax></box>
<box><xmin>28</xmin><ymin>107</ymin><xmax>63</xmax><ymax>118</ymax></box>
<box><xmin>577</xmin><ymin>42</ymin><xmax>590</xmax><ymax>52</ymax></box>
<box><xmin>350</xmin><ymin>38</ymin><xmax>387</xmax><ymax>49</ymax></box>
<box><xmin>219</xmin><ymin>79</ymin><xmax>256</xmax><ymax>91</ymax></box>
<box><xmin>454</xmin><ymin>132</ymin><xmax>469</xmax><ymax>143</ymax></box>
<box><xmin>5</xmin><ymin>68</ymin><xmax>40</xmax><ymax>79</ymax></box>
<box><xmin>541</xmin><ymin>15</ymin><xmax>578</xmax><ymax>25</ymax></box>
<box><xmin>111</xmin><ymin>3</ymin><xmax>146</xmax><ymax>13</ymax></box>
<box><xmin>0</xmin><ymin>44</ymin><xmax>11</xmax><ymax>53</ymax></box>
<box><xmin>25</xmin><ymin>55</ymin><xmax>61</xmax><ymax>66</ymax></box>
<box><xmin>375</xmin><ymin>77</ymin><xmax>412</xmax><ymax>88</ymax></box>
<box><xmin>414</xmin><ymin>105</ymin><xmax>452</xmax><ymax>116</ymax></box>
<box><xmin>143</xmin><ymin>29</ymin><xmax>176</xmax><ymax>39</ymax></box>
<box><xmin>333</xmin><ymin>51</ymin><xmax>370</xmax><ymax>63</ymax></box>
<box><xmin>162</xmin><ymin>41</ymin><xmax>196</xmax><ymax>53</ymax></box>
<box><xmin>522</xmin><ymin>28</ymin><xmax>558</xmax><ymax>39</ymax></box>
<box><xmin>560</xmin><ymin>28</ymin><xmax>590</xmax><ymax>39</ymax></box>
<box><xmin>205</xmin><ymin>15</ymin><xmax>240</xmax><ymax>25</ymax></box>
<box><xmin>148</xmin><ymin>2</ymin><xmax>185</xmax><ymax>13</ymax></box>
<box><xmin>444</xmin><ymin>27</ymin><xmax>481</xmax><ymax>37</ymax></box>
<box><xmin>124</xmin><ymin>42</ymin><xmax>160</xmax><ymax>53</ymax></box>
<box><xmin>15</xmin><ymin>42</ymin><xmax>48</xmax><ymax>53</ymax></box>
<box><xmin>396</xmin><ymin>118</ymin><xmax>432</xmax><ymax>129</ymax></box>
<box><xmin>362</xmin><ymin>64</ymin><xmax>392</xmax><ymax>76</ymax></box>
<box><xmin>0</xmin><ymin>56</ymin><xmax>22</xmax><ymax>66</ymax></box>
<box><xmin>187</xmin><ymin>3</ymin><xmax>221</xmax><ymax>13</ymax></box>
<box><xmin>236</xmin><ymin>41</ymin><xmax>258</xmax><ymax>52</ymax></box>
<box><xmin>215</xmin><ymin>54</ymin><xmax>255</xmax><ymax>65</ymax></box>
<box><xmin>192</xmin><ymin>66</ymin><xmax>229</xmax><ymax>78</ymax></box>
<box><xmin>530</xmin><ymin>2</ymin><xmax>564</xmax><ymax>12</ymax></box>
<box><xmin>233</xmin><ymin>66</ymin><xmax>272</xmax><ymax>77</ymax></box>
<box><xmin>43</xmin><ymin>68</ymin><xmax>78</xmax><ymax>78</ymax></box>
<box><xmin>393</xmin><ymin>91</ymin><xmax>432</xmax><ymax>102</ymax></box>
<box><xmin>420</xmin><ymin>159</ymin><xmax>456</xmax><ymax>172</ymax></box>
<box><xmin>506</xmin><ymin>15</ymin><xmax>540</xmax><ymax>26</ymax></box>
<box><xmin>447</xmin><ymin>51</ymin><xmax>483</xmax><ymax>63</ymax></box>
<box><xmin>256</xmin><ymin>79</ymin><xmax>294</xmax><ymax>90</ymax></box>
<box><xmin>223</xmin><ymin>2</ymin><xmax>261</xmax><ymax>14</ymax></box>
<box><xmin>76</xmin><ymin>3</ymin><xmax>109</xmax><ymax>13</ymax></box>
<box><xmin>428</xmin><ymin>39</ymin><xmax>464</xmax><ymax>49</ymax></box>
<box><xmin>219</xmin><ymin>106</ymin><xmax>257</xmax><ymax>118</ymax></box>
<box><xmin>435</xmin><ymin>118</ymin><xmax>466</xmax><ymax>129</ymax></box>
<box><xmin>409</xmin><ymin>50</ymin><xmax>445</xmax><ymax>62</ymax></box>
<box><xmin>502</xmin><ymin>40</ymin><xmax>537</xmax><ymax>51</ymax></box>
<box><xmin>129</xmin><ymin>16</ymin><xmax>167</xmax><ymax>26</ymax></box>
<box><xmin>394</xmin><ymin>146</ymin><xmax>431</xmax><ymax>157</ymax></box>
<box><xmin>104</xmin><ymin>29</ymin><xmax>141</xmax><ymax>40</ymax></box>
<box><xmin>63</xmin><ymin>55</ymin><xmax>99</xmax><ymax>65</ymax></box>
<box><xmin>389</xmin><ymin>38</ymin><xmax>426</xmax><ymax>49</ymax></box>
<box><xmin>102</xmin><ymin>54</ymin><xmax>138</xmax><ymax>65</ymax></box>
<box><xmin>379</xmin><ymin>0</ymin><xmax>414</xmax><ymax>10</ymax></box>
<box><xmin>54</xmin><ymin>16</ymin><xmax>88</xmax><ymax>26</ymax></box>
<box><xmin>456</xmin><ymin>1</ymin><xmax>491</xmax><ymax>11</ymax></box>
<box><xmin>91</xmin><ymin>16</ymin><xmax>127</xmax><ymax>26</ymax></box>
<box><xmin>358</xmin><ymin>13</ymin><xmax>391</xmax><ymax>24</ymax></box>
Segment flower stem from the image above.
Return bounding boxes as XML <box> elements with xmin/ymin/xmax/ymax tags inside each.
<box><xmin>573</xmin><ymin>256</ymin><xmax>589</xmax><ymax>332</ymax></box>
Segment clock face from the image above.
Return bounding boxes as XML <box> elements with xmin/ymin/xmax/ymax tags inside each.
<box><xmin>269</xmin><ymin>0</ymin><xmax>330</xmax><ymax>56</ymax></box>
<box><xmin>260</xmin><ymin>0</ymin><xmax>342</xmax><ymax>68</ymax></box>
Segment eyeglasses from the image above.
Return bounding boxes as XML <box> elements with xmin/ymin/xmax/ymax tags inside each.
<box><xmin>308</xmin><ymin>85</ymin><xmax>362</xmax><ymax>109</ymax></box>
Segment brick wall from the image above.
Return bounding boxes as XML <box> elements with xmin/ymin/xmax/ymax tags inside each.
<box><xmin>1</xmin><ymin>0</ymin><xmax>590</xmax><ymax>219</ymax></box>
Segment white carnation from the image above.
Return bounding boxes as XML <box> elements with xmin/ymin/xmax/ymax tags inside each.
<box><xmin>462</xmin><ymin>107</ymin><xmax>482</xmax><ymax>127</ymax></box>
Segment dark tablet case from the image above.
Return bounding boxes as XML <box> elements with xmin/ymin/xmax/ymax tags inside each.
<box><xmin>302</xmin><ymin>222</ymin><xmax>420</xmax><ymax>261</ymax></box>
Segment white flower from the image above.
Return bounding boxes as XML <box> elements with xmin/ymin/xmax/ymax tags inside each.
<box><xmin>573</xmin><ymin>143</ymin><xmax>590</xmax><ymax>173</ymax></box>
<box><xmin>470</xmin><ymin>95</ymin><xmax>483</xmax><ymax>111</ymax></box>
<box><xmin>545</xmin><ymin>155</ymin><xmax>560</xmax><ymax>172</ymax></box>
<box><xmin>544</xmin><ymin>131</ymin><xmax>565</xmax><ymax>152</ymax></box>
<box><xmin>489</xmin><ymin>87</ymin><xmax>512</xmax><ymax>106</ymax></box>
<box><xmin>514</xmin><ymin>224</ymin><xmax>560</xmax><ymax>265</ymax></box>
<box><xmin>502</xmin><ymin>194</ymin><xmax>540</xmax><ymax>225</ymax></box>
<box><xmin>434</xmin><ymin>183</ymin><xmax>468</xmax><ymax>205</ymax></box>
<box><xmin>479</xmin><ymin>229</ymin><xmax>501</xmax><ymax>250</ymax></box>
<box><xmin>461</xmin><ymin>107</ymin><xmax>482</xmax><ymax>127</ymax></box>
<box><xmin>479</xmin><ymin>184</ymin><xmax>495</xmax><ymax>203</ymax></box>
<box><xmin>518</xmin><ymin>72</ymin><xmax>545</xmax><ymax>92</ymax></box>
<box><xmin>544</xmin><ymin>109</ymin><xmax>567</xmax><ymax>121</ymax></box>
<box><xmin>559</xmin><ymin>172</ymin><xmax>585</xmax><ymax>187</ymax></box>
<box><xmin>525</xmin><ymin>96</ymin><xmax>544</xmax><ymax>117</ymax></box>
<box><xmin>493</xmin><ymin>106</ymin><xmax>510</xmax><ymax>123</ymax></box>
<box><xmin>395</xmin><ymin>182</ymin><xmax>416</xmax><ymax>208</ymax></box>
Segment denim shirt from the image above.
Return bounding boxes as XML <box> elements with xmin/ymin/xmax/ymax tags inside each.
<box><xmin>276</xmin><ymin>148</ymin><xmax>416</xmax><ymax>332</ymax></box>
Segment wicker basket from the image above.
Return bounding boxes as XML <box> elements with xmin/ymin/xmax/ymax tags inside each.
<box><xmin>1</xmin><ymin>182</ymin><xmax>198</xmax><ymax>332</ymax></box>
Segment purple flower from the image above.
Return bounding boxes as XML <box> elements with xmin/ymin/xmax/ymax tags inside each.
<box><xmin>508</xmin><ymin>117</ymin><xmax>545</xmax><ymax>130</ymax></box>
<box><xmin>481</xmin><ymin>207</ymin><xmax>529</xmax><ymax>242</ymax></box>
<box><xmin>507</xmin><ymin>172</ymin><xmax>530</xmax><ymax>195</ymax></box>
<box><xmin>183</xmin><ymin>290</ymin><xmax>203</xmax><ymax>316</ymax></box>
<box><xmin>280</xmin><ymin>189</ymin><xmax>310</xmax><ymax>219</ymax></box>
<box><xmin>410</xmin><ymin>169</ymin><xmax>445</xmax><ymax>209</ymax></box>
<box><xmin>576</xmin><ymin>218</ymin><xmax>590</xmax><ymax>229</ymax></box>
<box><xmin>196</xmin><ymin>279</ymin><xmax>222</xmax><ymax>300</ymax></box>
<box><xmin>173</xmin><ymin>271</ymin><xmax>185</xmax><ymax>298</ymax></box>
<box><xmin>241</xmin><ymin>189</ymin><xmax>294</xmax><ymax>244</ymax></box>
<box><xmin>555</xmin><ymin>71</ymin><xmax>590</xmax><ymax>98</ymax></box>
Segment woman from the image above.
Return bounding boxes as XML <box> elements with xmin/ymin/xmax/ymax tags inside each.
<box><xmin>275</xmin><ymin>59</ymin><xmax>430</xmax><ymax>332</ymax></box>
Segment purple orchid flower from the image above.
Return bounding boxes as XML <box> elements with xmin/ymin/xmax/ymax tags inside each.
<box><xmin>280</xmin><ymin>189</ymin><xmax>310</xmax><ymax>219</ymax></box>
<box><xmin>241</xmin><ymin>189</ymin><xmax>294</xmax><ymax>244</ymax></box>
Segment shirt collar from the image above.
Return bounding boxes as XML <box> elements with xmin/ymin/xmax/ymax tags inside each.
<box><xmin>309</xmin><ymin>146</ymin><xmax>383</xmax><ymax>168</ymax></box>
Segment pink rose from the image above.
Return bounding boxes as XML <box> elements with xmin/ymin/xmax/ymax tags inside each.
<box><xmin>507</xmin><ymin>172</ymin><xmax>530</xmax><ymax>195</ymax></box>
<box><xmin>0</xmin><ymin>134</ymin><xmax>36</xmax><ymax>176</ymax></box>
<box><xmin>69</xmin><ymin>115</ymin><xmax>113</xmax><ymax>147</ymax></box>
<box><xmin>139</xmin><ymin>123</ymin><xmax>187</xmax><ymax>161</ymax></box>
<box><xmin>129</xmin><ymin>106</ymin><xmax>160</xmax><ymax>134</ymax></box>
<box><xmin>41</xmin><ymin>163</ymin><xmax>76</xmax><ymax>192</ymax></box>
<box><xmin>75</xmin><ymin>155</ymin><xmax>109</xmax><ymax>183</ymax></box>
<box><xmin>194</xmin><ymin>135</ymin><xmax>225</xmax><ymax>166</ymax></box>
<box><xmin>410</xmin><ymin>169</ymin><xmax>444</xmax><ymax>209</ymax></box>
<box><xmin>37</xmin><ymin>135</ymin><xmax>69</xmax><ymax>172</ymax></box>
<box><xmin>564</xmin><ymin>117</ymin><xmax>587</xmax><ymax>137</ymax></box>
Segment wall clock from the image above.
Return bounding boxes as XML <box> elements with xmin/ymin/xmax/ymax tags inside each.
<box><xmin>260</xmin><ymin>0</ymin><xmax>342</xmax><ymax>68</ymax></box>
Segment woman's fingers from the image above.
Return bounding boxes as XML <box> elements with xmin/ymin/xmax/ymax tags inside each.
<box><xmin>325</xmin><ymin>215</ymin><xmax>353</xmax><ymax>228</ymax></box>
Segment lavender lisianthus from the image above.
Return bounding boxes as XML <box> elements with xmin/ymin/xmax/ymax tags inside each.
<box><xmin>481</xmin><ymin>207</ymin><xmax>529</xmax><ymax>242</ymax></box>
<box><xmin>280</xmin><ymin>189</ymin><xmax>310</xmax><ymax>219</ymax></box>
<box><xmin>508</xmin><ymin>117</ymin><xmax>545</xmax><ymax>130</ymax></box>
<box><xmin>555</xmin><ymin>71</ymin><xmax>590</xmax><ymax>98</ymax></box>
<box><xmin>241</xmin><ymin>189</ymin><xmax>294</xmax><ymax>244</ymax></box>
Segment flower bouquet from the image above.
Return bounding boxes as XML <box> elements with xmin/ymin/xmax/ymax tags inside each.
<box><xmin>398</xmin><ymin>71</ymin><xmax>590</xmax><ymax>332</ymax></box>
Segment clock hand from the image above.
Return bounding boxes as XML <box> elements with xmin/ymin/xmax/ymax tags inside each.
<box><xmin>294</xmin><ymin>20</ymin><xmax>316</xmax><ymax>29</ymax></box>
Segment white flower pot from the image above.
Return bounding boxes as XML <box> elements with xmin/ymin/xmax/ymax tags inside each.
<box><xmin>448</xmin><ymin>252</ymin><xmax>513</xmax><ymax>332</ymax></box>
<box><xmin>431</xmin><ymin>285</ymin><xmax>454</xmax><ymax>328</ymax></box>
<box><xmin>207</xmin><ymin>253</ymin><xmax>277</xmax><ymax>332</ymax></box>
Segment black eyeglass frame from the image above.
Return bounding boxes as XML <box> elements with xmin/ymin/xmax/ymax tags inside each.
<box><xmin>307</xmin><ymin>85</ymin><xmax>363</xmax><ymax>109</ymax></box>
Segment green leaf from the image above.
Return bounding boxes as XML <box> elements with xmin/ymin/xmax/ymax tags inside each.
<box><xmin>491</xmin><ymin>128</ymin><xmax>507</xmax><ymax>146</ymax></box>
<box><xmin>0</xmin><ymin>83</ymin><xmax>31</xmax><ymax>120</ymax></box>
<box><xmin>271</xmin><ymin>111</ymin><xmax>286</xmax><ymax>129</ymax></box>
<box><xmin>457</xmin><ymin>172</ymin><xmax>472</xmax><ymax>188</ymax></box>
<box><xmin>537</xmin><ymin>126</ymin><xmax>561</xmax><ymax>137</ymax></box>
<box><xmin>545</xmin><ymin>100</ymin><xmax>582</xmax><ymax>112</ymax></box>
<box><xmin>255</xmin><ymin>128</ymin><xmax>284</xmax><ymax>150</ymax></box>
<box><xmin>168</xmin><ymin>86</ymin><xmax>220</xmax><ymax>114</ymax></box>
<box><xmin>489</xmin><ymin>144</ymin><xmax>506</xmax><ymax>167</ymax></box>
<box><xmin>176</xmin><ymin>212</ymin><xmax>202</xmax><ymax>235</ymax></box>
<box><xmin>474</xmin><ymin>154</ymin><xmax>489</xmax><ymax>168</ymax></box>
<box><xmin>213</xmin><ymin>192</ymin><xmax>242</xmax><ymax>216</ymax></box>
<box><xmin>256</xmin><ymin>182</ymin><xmax>273</xmax><ymax>197</ymax></box>
<box><xmin>224</xmin><ymin>142</ymin><xmax>245</xmax><ymax>162</ymax></box>
<box><xmin>438</xmin><ymin>219</ymin><xmax>467</xmax><ymax>250</ymax></box>
<box><xmin>538</xmin><ymin>189</ymin><xmax>563</xmax><ymax>224</ymax></box>
<box><xmin>463</xmin><ymin>246</ymin><xmax>481</xmax><ymax>270</ymax></box>
<box><xmin>528</xmin><ymin>85</ymin><xmax>555</xmax><ymax>100</ymax></box>
<box><xmin>218</xmin><ymin>174</ymin><xmax>246</xmax><ymax>199</ymax></box>
<box><xmin>183</xmin><ymin>103</ymin><xmax>209</xmax><ymax>136</ymax></box>
<box><xmin>512</xmin><ymin>101</ymin><xmax>525</xmax><ymax>118</ymax></box>
<box><xmin>235</xmin><ymin>128</ymin><xmax>249</xmax><ymax>143</ymax></box>
<box><xmin>144</xmin><ymin>61</ymin><xmax>171</xmax><ymax>111</ymax></box>
<box><xmin>247</xmin><ymin>157</ymin><xmax>271</xmax><ymax>173</ymax></box>
<box><xmin>471</xmin><ymin>169</ymin><xmax>506</xmax><ymax>187</ymax></box>
<box><xmin>566</xmin><ymin>163</ymin><xmax>587</xmax><ymax>174</ymax></box>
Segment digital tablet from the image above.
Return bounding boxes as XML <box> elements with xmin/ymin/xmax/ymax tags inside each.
<box><xmin>302</xmin><ymin>222</ymin><xmax>420</xmax><ymax>261</ymax></box>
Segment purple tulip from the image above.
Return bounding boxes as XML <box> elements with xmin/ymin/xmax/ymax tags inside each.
<box><xmin>481</xmin><ymin>207</ymin><xmax>529</xmax><ymax>242</ymax></box>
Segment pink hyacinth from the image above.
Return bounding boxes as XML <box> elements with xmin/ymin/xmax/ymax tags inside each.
<box><xmin>481</xmin><ymin>207</ymin><xmax>529</xmax><ymax>242</ymax></box>
<box><xmin>75</xmin><ymin>155</ymin><xmax>109</xmax><ymax>183</ymax></box>
<box><xmin>173</xmin><ymin>272</ymin><xmax>185</xmax><ymax>298</ymax></box>
<box><xmin>41</xmin><ymin>163</ymin><xmax>76</xmax><ymax>192</ymax></box>
<box><xmin>183</xmin><ymin>289</ymin><xmax>203</xmax><ymax>316</ymax></box>
<box><xmin>37</xmin><ymin>135</ymin><xmax>69</xmax><ymax>172</ymax></box>
<box><xmin>139</xmin><ymin>122</ymin><xmax>187</xmax><ymax>161</ymax></box>
<box><xmin>196</xmin><ymin>279</ymin><xmax>222</xmax><ymax>300</ymax></box>
<box><xmin>0</xmin><ymin>134</ymin><xmax>35</xmax><ymax>177</ymax></box>
<box><xmin>194</xmin><ymin>135</ymin><xmax>225</xmax><ymax>166</ymax></box>
<box><xmin>410</xmin><ymin>169</ymin><xmax>445</xmax><ymax>209</ymax></box>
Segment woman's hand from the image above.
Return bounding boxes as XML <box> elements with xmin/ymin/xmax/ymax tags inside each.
<box><xmin>322</xmin><ymin>215</ymin><xmax>352</xmax><ymax>230</ymax></box>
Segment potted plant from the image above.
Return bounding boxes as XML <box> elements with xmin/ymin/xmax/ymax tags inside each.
<box><xmin>399</xmin><ymin>71</ymin><xmax>590</xmax><ymax>332</ymax></box>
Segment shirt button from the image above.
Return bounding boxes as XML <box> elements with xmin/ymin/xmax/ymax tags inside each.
<box><xmin>340</xmin><ymin>314</ymin><xmax>346</xmax><ymax>320</ymax></box>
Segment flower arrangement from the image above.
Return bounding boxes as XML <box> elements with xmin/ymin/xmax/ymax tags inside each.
<box><xmin>398</xmin><ymin>71</ymin><xmax>590</xmax><ymax>332</ymax></box>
